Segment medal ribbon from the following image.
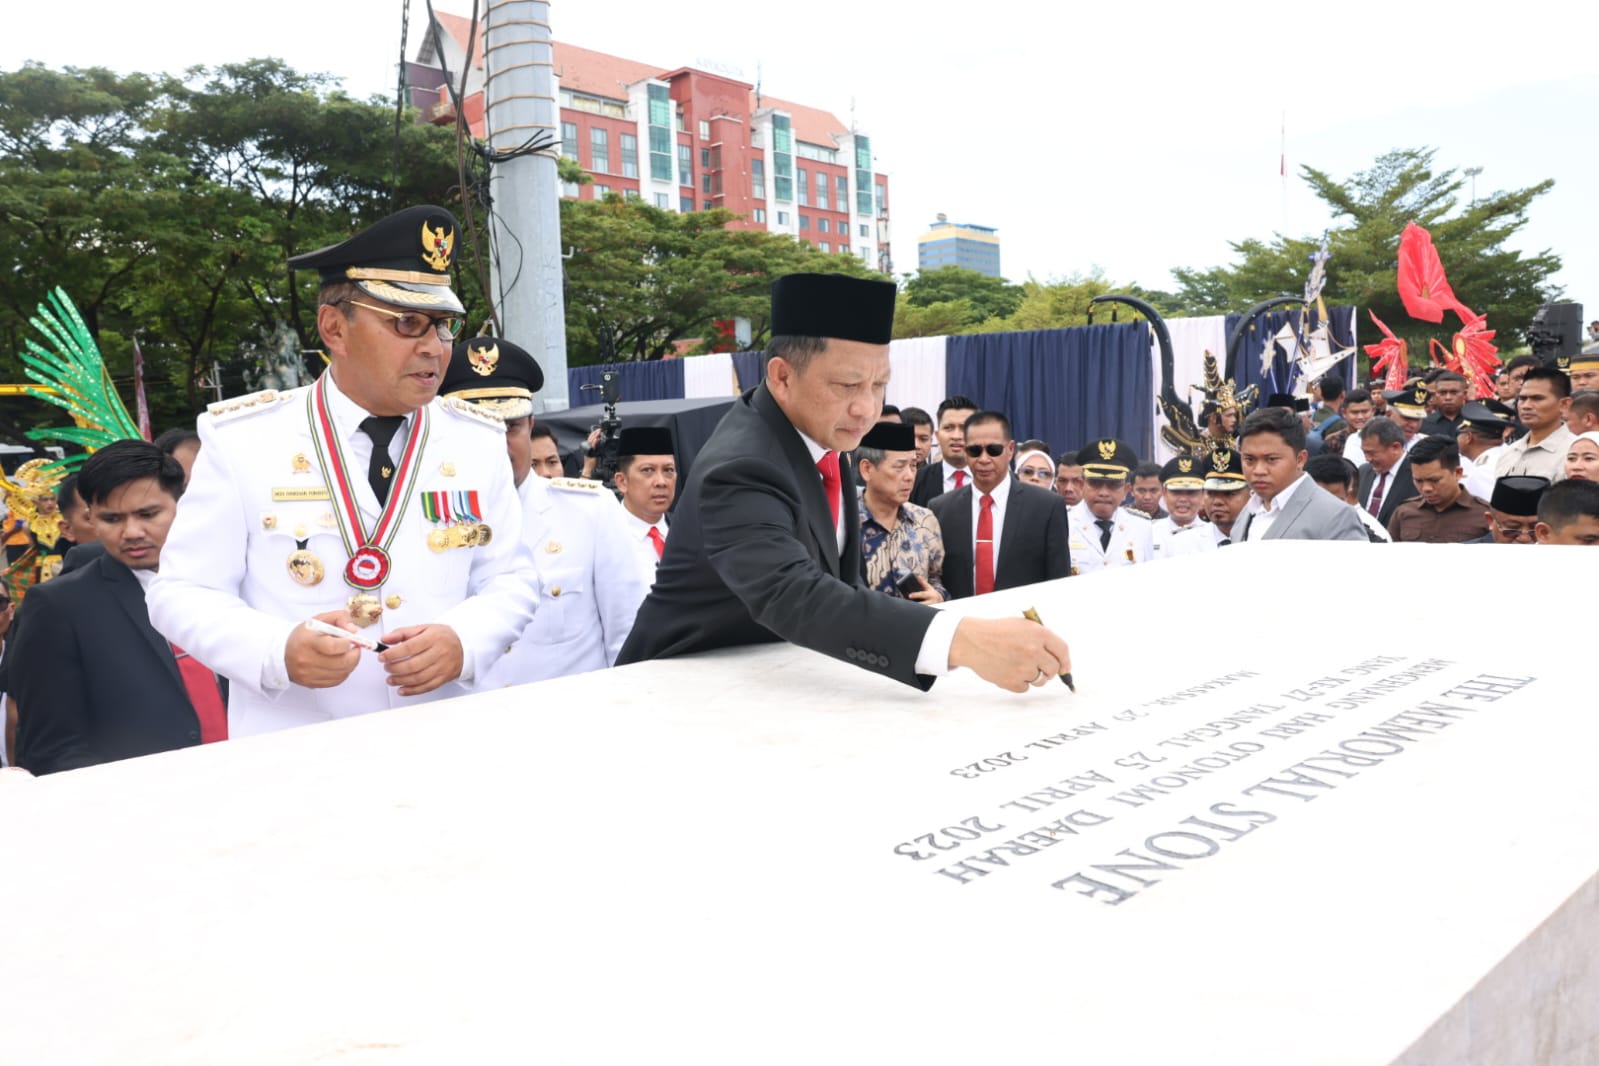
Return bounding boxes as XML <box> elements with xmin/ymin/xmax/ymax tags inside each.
<box><xmin>306</xmin><ymin>375</ymin><xmax>431</xmax><ymax>585</ymax></box>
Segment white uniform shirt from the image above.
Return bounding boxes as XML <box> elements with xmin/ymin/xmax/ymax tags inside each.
<box><xmin>1151</xmin><ymin>515</ymin><xmax>1216</xmax><ymax>559</ymax></box>
<box><xmin>482</xmin><ymin>475</ymin><xmax>651</xmax><ymax>686</ymax></box>
<box><xmin>1067</xmin><ymin>501</ymin><xmax>1153</xmax><ymax>575</ymax></box>
<box><xmin>147</xmin><ymin>374</ymin><xmax>539</xmax><ymax>736</ymax></box>
<box><xmin>621</xmin><ymin>507</ymin><xmax>671</xmax><ymax>571</ymax></box>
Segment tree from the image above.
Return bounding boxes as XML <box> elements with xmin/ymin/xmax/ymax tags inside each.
<box><xmin>1169</xmin><ymin>148</ymin><xmax>1561</xmax><ymax>363</ymax></box>
<box><xmin>968</xmin><ymin>271</ymin><xmax>1138</xmax><ymax>333</ymax></box>
<box><xmin>903</xmin><ymin>266</ymin><xmax>1023</xmax><ymax>323</ymax></box>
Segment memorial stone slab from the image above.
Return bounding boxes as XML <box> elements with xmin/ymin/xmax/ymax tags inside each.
<box><xmin>0</xmin><ymin>542</ymin><xmax>1594</xmax><ymax>1063</ymax></box>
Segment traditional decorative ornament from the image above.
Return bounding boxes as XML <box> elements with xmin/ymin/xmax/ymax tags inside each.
<box><xmin>286</xmin><ymin>547</ymin><xmax>325</xmax><ymax>587</ymax></box>
<box><xmin>292</xmin><ymin>453</ymin><xmax>312</xmax><ymax>474</ymax></box>
<box><xmin>347</xmin><ymin>593</ymin><xmax>384</xmax><ymax>628</ymax></box>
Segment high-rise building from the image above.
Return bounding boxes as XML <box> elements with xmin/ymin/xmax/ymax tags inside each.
<box><xmin>917</xmin><ymin>216</ymin><xmax>1001</xmax><ymax>278</ymax></box>
<box><xmin>407</xmin><ymin>17</ymin><xmax>892</xmax><ymax>273</ymax></box>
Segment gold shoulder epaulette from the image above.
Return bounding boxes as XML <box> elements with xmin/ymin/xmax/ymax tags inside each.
<box><xmin>437</xmin><ymin>394</ymin><xmax>506</xmax><ymax>428</ymax></box>
<box><xmin>206</xmin><ymin>388</ymin><xmax>293</xmax><ymax>423</ymax></box>
<box><xmin>548</xmin><ymin>476</ymin><xmax>606</xmax><ymax>492</ymax></box>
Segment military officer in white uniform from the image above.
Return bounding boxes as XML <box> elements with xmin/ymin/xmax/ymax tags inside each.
<box><xmin>1066</xmin><ymin>439</ymin><xmax>1153</xmax><ymax>576</ymax></box>
<box><xmin>1150</xmin><ymin>454</ymin><xmax>1216</xmax><ymax>560</ymax></box>
<box><xmin>442</xmin><ymin>336</ymin><xmax>650</xmax><ymax>686</ymax></box>
<box><xmin>612</xmin><ymin>426</ymin><xmax>676</xmax><ymax>570</ymax></box>
<box><xmin>148</xmin><ymin>205</ymin><xmax>539</xmax><ymax>736</ymax></box>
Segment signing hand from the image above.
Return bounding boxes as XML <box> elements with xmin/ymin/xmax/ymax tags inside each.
<box><xmin>285</xmin><ymin>609</ymin><xmax>363</xmax><ymax>688</ymax></box>
<box><xmin>377</xmin><ymin>624</ymin><xmax>465</xmax><ymax>697</ymax></box>
<box><xmin>948</xmin><ymin>617</ymin><xmax>1072</xmax><ymax>694</ymax></box>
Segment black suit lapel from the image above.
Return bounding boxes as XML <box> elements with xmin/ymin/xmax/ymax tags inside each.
<box><xmin>98</xmin><ymin>554</ymin><xmax>184</xmax><ymax>691</ymax></box>
<box><xmin>942</xmin><ymin>488</ymin><xmax>974</xmax><ymax>599</ymax></box>
<box><xmin>751</xmin><ymin>386</ymin><xmax>840</xmax><ymax>575</ymax></box>
<box><xmin>995</xmin><ymin>479</ymin><xmax>1029</xmax><ymax>586</ymax></box>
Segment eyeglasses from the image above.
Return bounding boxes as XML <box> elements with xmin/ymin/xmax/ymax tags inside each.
<box><xmin>1491</xmin><ymin>519</ymin><xmax>1536</xmax><ymax>542</ymax></box>
<box><xmin>341</xmin><ymin>299</ymin><xmax>464</xmax><ymax>341</ymax></box>
<box><xmin>964</xmin><ymin>443</ymin><xmax>1008</xmax><ymax>458</ymax></box>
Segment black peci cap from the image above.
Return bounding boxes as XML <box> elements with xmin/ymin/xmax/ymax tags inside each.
<box><xmin>859</xmin><ymin>421</ymin><xmax>916</xmax><ymax>452</ymax></box>
<box><xmin>1490</xmin><ymin>475</ymin><xmax>1549</xmax><ymax>517</ymax></box>
<box><xmin>770</xmin><ymin>273</ymin><xmax>897</xmax><ymax>345</ymax></box>
<box><xmin>617</xmin><ymin>426</ymin><xmax>676</xmax><ymax>457</ymax></box>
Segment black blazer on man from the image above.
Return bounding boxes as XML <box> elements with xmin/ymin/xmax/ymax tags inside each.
<box><xmin>910</xmin><ymin>460</ymin><xmax>963</xmax><ymax>508</ymax></box>
<box><xmin>617</xmin><ymin>384</ymin><xmax>938</xmax><ymax>688</ymax></box>
<box><xmin>930</xmin><ymin>478</ymin><xmax>1071</xmax><ymax>600</ymax></box>
<box><xmin>1356</xmin><ymin>457</ymin><xmax>1418</xmax><ymax>527</ymax></box>
<box><xmin>13</xmin><ymin>551</ymin><xmax>210</xmax><ymax>774</ymax></box>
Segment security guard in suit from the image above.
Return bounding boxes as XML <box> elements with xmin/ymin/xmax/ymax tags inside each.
<box><xmin>1066</xmin><ymin>439</ymin><xmax>1153</xmax><ymax>575</ymax></box>
<box><xmin>442</xmin><ymin>336</ymin><xmax>650</xmax><ymax>685</ymax></box>
<box><xmin>147</xmin><ymin>205</ymin><xmax>539</xmax><ymax>735</ymax></box>
<box><xmin>1150</xmin><ymin>454</ymin><xmax>1215</xmax><ymax>560</ymax></box>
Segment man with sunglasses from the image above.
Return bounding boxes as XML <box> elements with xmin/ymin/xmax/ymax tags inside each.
<box><xmin>148</xmin><ymin>205</ymin><xmax>538</xmax><ymax>736</ymax></box>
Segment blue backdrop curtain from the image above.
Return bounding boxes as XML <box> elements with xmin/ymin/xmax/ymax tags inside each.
<box><xmin>731</xmin><ymin>349</ymin><xmax>765</xmax><ymax>392</ymax></box>
<box><xmin>945</xmin><ymin>322</ymin><xmax>1153</xmax><ymax>460</ymax></box>
<box><xmin>566</xmin><ymin>359</ymin><xmax>685</xmax><ymax>404</ymax></box>
<box><xmin>1223</xmin><ymin>306</ymin><xmax>1358</xmax><ymax>401</ymax></box>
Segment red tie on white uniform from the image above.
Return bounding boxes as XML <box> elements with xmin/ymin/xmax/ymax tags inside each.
<box><xmin>817</xmin><ymin>450</ymin><xmax>842</xmax><ymax>528</ymax></box>
<box><xmin>953</xmin><ymin>469</ymin><xmax>967</xmax><ymax>490</ymax></box>
<box><xmin>975</xmin><ymin>492</ymin><xmax>995</xmax><ymax>596</ymax></box>
<box><xmin>647</xmin><ymin>526</ymin><xmax>665</xmax><ymax>560</ymax></box>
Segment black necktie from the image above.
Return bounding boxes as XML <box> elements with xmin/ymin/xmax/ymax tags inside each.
<box><xmin>1095</xmin><ymin>518</ymin><xmax>1113</xmax><ymax>550</ymax></box>
<box><xmin>360</xmin><ymin>415</ymin><xmax>406</xmax><ymax>505</ymax></box>
<box><xmin>1218</xmin><ymin>537</ymin><xmax>1231</xmax><ymax>548</ymax></box>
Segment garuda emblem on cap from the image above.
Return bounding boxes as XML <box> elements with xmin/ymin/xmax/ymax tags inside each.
<box><xmin>1177</xmin><ymin>457</ymin><xmax>1194</xmax><ymax>472</ymax></box>
<box><xmin>468</xmin><ymin>342</ymin><xmax>499</xmax><ymax>377</ymax></box>
<box><xmin>421</xmin><ymin>221</ymin><xmax>455</xmax><ymax>272</ymax></box>
<box><xmin>1211</xmin><ymin>450</ymin><xmax>1232</xmax><ymax>472</ymax></box>
<box><xmin>1413</xmin><ymin>381</ymin><xmax>1429</xmax><ymax>403</ymax></box>
<box><xmin>1097</xmin><ymin>440</ymin><xmax>1116</xmax><ymax>461</ymax></box>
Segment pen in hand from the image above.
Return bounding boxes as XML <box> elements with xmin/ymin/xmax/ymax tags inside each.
<box><xmin>1021</xmin><ymin>606</ymin><xmax>1074</xmax><ymax>692</ymax></box>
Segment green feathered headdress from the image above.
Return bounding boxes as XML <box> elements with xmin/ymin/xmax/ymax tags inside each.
<box><xmin>18</xmin><ymin>287</ymin><xmax>143</xmax><ymax>468</ymax></box>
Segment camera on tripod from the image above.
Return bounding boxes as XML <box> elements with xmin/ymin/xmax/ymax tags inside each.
<box><xmin>579</xmin><ymin>370</ymin><xmax>624</xmax><ymax>482</ymax></box>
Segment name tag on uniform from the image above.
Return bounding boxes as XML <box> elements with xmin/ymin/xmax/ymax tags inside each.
<box><xmin>272</xmin><ymin>487</ymin><xmax>332</xmax><ymax>502</ymax></box>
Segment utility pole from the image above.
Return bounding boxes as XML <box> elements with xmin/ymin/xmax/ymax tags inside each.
<box><xmin>1463</xmin><ymin>165</ymin><xmax>1483</xmax><ymax>207</ymax></box>
<box><xmin>483</xmin><ymin>0</ymin><xmax>569</xmax><ymax>411</ymax></box>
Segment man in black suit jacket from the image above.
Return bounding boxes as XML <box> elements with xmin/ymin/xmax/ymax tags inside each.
<box><xmin>931</xmin><ymin>411</ymin><xmax>1070</xmax><ymax>598</ymax></box>
<box><xmin>909</xmin><ymin>395</ymin><xmax>979</xmax><ymax>507</ymax></box>
<box><xmin>1355</xmin><ymin>416</ymin><xmax>1419</xmax><ymax>527</ymax></box>
<box><xmin>618</xmin><ymin>273</ymin><xmax>1069</xmax><ymax>694</ymax></box>
<box><xmin>13</xmin><ymin>441</ymin><xmax>226</xmax><ymax>774</ymax></box>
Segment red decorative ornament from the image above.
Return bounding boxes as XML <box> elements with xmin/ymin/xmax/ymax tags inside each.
<box><xmin>1395</xmin><ymin>222</ymin><xmax>1462</xmax><ymax>324</ymax></box>
<box><xmin>1363</xmin><ymin>310</ymin><xmax>1412</xmax><ymax>393</ymax></box>
<box><xmin>1429</xmin><ymin>306</ymin><xmax>1501</xmax><ymax>399</ymax></box>
<box><xmin>344</xmin><ymin>545</ymin><xmax>391</xmax><ymax>589</ymax></box>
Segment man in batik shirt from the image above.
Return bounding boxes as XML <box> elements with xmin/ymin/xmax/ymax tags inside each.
<box><xmin>856</xmin><ymin>421</ymin><xmax>947</xmax><ymax>602</ymax></box>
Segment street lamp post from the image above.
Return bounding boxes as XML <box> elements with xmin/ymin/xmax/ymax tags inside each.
<box><xmin>1463</xmin><ymin>166</ymin><xmax>1484</xmax><ymax>206</ymax></box>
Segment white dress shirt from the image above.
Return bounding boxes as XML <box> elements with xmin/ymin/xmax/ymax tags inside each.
<box><xmin>621</xmin><ymin>507</ymin><xmax>670</xmax><ymax>571</ymax></box>
<box><xmin>941</xmin><ymin>460</ymin><xmax>971</xmax><ymax>496</ymax></box>
<box><xmin>1244</xmin><ymin>472</ymin><xmax>1312</xmax><ymax>541</ymax></box>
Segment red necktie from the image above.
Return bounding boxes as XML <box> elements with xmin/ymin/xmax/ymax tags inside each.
<box><xmin>171</xmin><ymin>643</ymin><xmax>227</xmax><ymax>744</ymax></box>
<box><xmin>1368</xmin><ymin>471</ymin><xmax>1388</xmax><ymax>517</ymax></box>
<box><xmin>953</xmin><ymin>469</ymin><xmax>967</xmax><ymax>490</ymax></box>
<box><xmin>647</xmin><ymin>526</ymin><xmax>665</xmax><ymax>560</ymax></box>
<box><xmin>817</xmin><ymin>450</ymin><xmax>841</xmax><ymax>528</ymax></box>
<box><xmin>975</xmin><ymin>493</ymin><xmax>995</xmax><ymax>595</ymax></box>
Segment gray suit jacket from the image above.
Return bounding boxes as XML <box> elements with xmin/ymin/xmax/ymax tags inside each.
<box><xmin>1240</xmin><ymin>477</ymin><xmax>1370</xmax><ymax>542</ymax></box>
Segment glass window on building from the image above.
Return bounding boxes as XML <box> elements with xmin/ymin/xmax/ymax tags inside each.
<box><xmin>593</xmin><ymin>184</ymin><xmax>610</xmax><ymax>198</ymax></box>
<box><xmin>751</xmin><ymin>158</ymin><xmax>765</xmax><ymax>199</ymax></box>
<box><xmin>702</xmin><ymin>173</ymin><xmax>712</xmax><ymax>194</ymax></box>
<box><xmin>820</xmin><ymin>241</ymin><xmax>830</xmax><ymax>253</ymax></box>
<box><xmin>561</xmin><ymin>121</ymin><xmax>578</xmax><ymax>161</ymax></box>
<box><xmin>816</xmin><ymin>171</ymin><xmax>829</xmax><ymax>210</ymax></box>
<box><xmin>859</xmin><ymin>223</ymin><xmax>869</xmax><ymax>237</ymax></box>
<box><xmin>699</xmin><ymin>120</ymin><xmax>711</xmax><ymax>140</ymax></box>
<box><xmin>818</xmin><ymin>218</ymin><xmax>829</xmax><ymax>233</ymax></box>
<box><xmin>590</xmin><ymin>128</ymin><xmax>610</xmax><ymax>174</ymax></box>
<box><xmin>701</xmin><ymin>147</ymin><xmax>711</xmax><ymax>170</ymax></box>
<box><xmin>681</xmin><ymin>195</ymin><xmax>694</xmax><ymax>213</ymax></box>
<box><xmin>876</xmin><ymin>182</ymin><xmax>887</xmax><ymax>216</ymax></box>
<box><xmin>654</xmin><ymin>192</ymin><xmax>669</xmax><ymax>208</ymax></box>
<box><xmin>771</xmin><ymin>115</ymin><xmax>794</xmax><ymax>203</ymax></box>
<box><xmin>854</xmin><ymin>136</ymin><xmax>873</xmax><ymax>215</ymax></box>
<box><xmin>703</xmin><ymin>200</ymin><xmax>712</xmax><ymax>210</ymax></box>
<box><xmin>647</xmin><ymin>85</ymin><xmax>673</xmax><ymax>180</ymax></box>
<box><xmin>799</xmin><ymin>215</ymin><xmax>810</xmax><ymax>230</ymax></box>
<box><xmin>753</xmin><ymin>207</ymin><xmax>767</xmax><ymax>223</ymax></box>
<box><xmin>777</xmin><ymin>210</ymin><xmax>790</xmax><ymax>225</ymax></box>
<box><xmin>798</xmin><ymin>167</ymin><xmax>809</xmax><ymax>206</ymax></box>
<box><xmin>624</xmin><ymin>189</ymin><xmax>639</xmax><ymax>200</ymax></box>
<box><xmin>836</xmin><ymin>174</ymin><xmax>848</xmax><ymax>207</ymax></box>
<box><xmin>621</xmin><ymin>133</ymin><xmax>639</xmax><ymax>179</ymax></box>
<box><xmin>678</xmin><ymin>143</ymin><xmax>692</xmax><ymax>186</ymax></box>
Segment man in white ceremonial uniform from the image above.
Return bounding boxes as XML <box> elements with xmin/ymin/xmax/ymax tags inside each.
<box><xmin>1066</xmin><ymin>439</ymin><xmax>1153</xmax><ymax>576</ymax></box>
<box><xmin>1150</xmin><ymin>454</ymin><xmax>1215</xmax><ymax>560</ymax></box>
<box><xmin>148</xmin><ymin>205</ymin><xmax>538</xmax><ymax>736</ymax></box>
<box><xmin>1457</xmin><ymin>401</ymin><xmax>1516</xmax><ymax>504</ymax></box>
<box><xmin>612</xmin><ymin>426</ymin><xmax>677</xmax><ymax>571</ymax></box>
<box><xmin>443</xmin><ymin>336</ymin><xmax>649</xmax><ymax>685</ymax></box>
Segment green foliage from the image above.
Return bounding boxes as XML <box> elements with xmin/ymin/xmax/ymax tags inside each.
<box><xmin>558</xmin><ymin>196</ymin><xmax>875</xmax><ymax>364</ymax></box>
<box><xmin>1168</xmin><ymin>148</ymin><xmax>1561</xmax><ymax>367</ymax></box>
<box><xmin>903</xmin><ymin>267</ymin><xmax>1023</xmax><ymax>323</ymax></box>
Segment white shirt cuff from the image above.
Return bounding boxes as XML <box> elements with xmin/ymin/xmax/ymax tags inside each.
<box><xmin>914</xmin><ymin>609</ymin><xmax>960</xmax><ymax>677</ymax></box>
<box><xmin>263</xmin><ymin>628</ymin><xmax>292</xmax><ymax>692</ymax></box>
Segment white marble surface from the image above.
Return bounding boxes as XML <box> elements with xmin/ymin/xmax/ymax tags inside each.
<box><xmin>1</xmin><ymin>541</ymin><xmax>1596</xmax><ymax>1064</ymax></box>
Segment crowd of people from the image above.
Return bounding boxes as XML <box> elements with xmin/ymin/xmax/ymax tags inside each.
<box><xmin>0</xmin><ymin>203</ymin><xmax>1593</xmax><ymax>778</ymax></box>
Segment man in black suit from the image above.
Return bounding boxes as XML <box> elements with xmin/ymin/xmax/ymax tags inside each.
<box><xmin>618</xmin><ymin>273</ymin><xmax>1069</xmax><ymax>694</ymax></box>
<box><xmin>930</xmin><ymin>411</ymin><xmax>1071</xmax><ymax>599</ymax></box>
<box><xmin>13</xmin><ymin>441</ymin><xmax>227</xmax><ymax>774</ymax></box>
<box><xmin>909</xmin><ymin>395</ymin><xmax>979</xmax><ymax>507</ymax></box>
<box><xmin>1356</xmin><ymin>416</ymin><xmax>1418</xmax><ymax>528</ymax></box>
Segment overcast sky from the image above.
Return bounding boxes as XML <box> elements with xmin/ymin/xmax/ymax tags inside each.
<box><xmin>8</xmin><ymin>0</ymin><xmax>1595</xmax><ymax>323</ymax></box>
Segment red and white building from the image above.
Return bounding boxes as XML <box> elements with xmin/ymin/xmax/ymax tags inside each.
<box><xmin>407</xmin><ymin>16</ymin><xmax>892</xmax><ymax>273</ymax></box>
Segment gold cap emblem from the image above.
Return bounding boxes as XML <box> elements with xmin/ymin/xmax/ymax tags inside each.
<box><xmin>420</xmin><ymin>221</ymin><xmax>455</xmax><ymax>272</ymax></box>
<box><xmin>1097</xmin><ymin>440</ymin><xmax>1116</xmax><ymax>461</ymax></box>
<box><xmin>468</xmin><ymin>342</ymin><xmax>500</xmax><ymax>377</ymax></box>
<box><xmin>1177</xmin><ymin>458</ymin><xmax>1193</xmax><ymax>472</ymax></box>
<box><xmin>1211</xmin><ymin>450</ymin><xmax>1232</xmax><ymax>472</ymax></box>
